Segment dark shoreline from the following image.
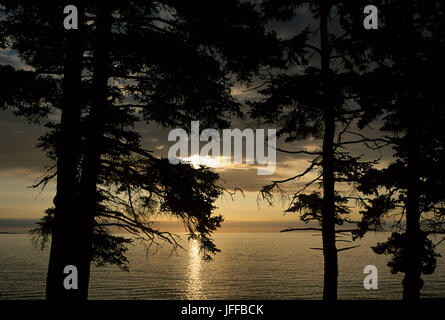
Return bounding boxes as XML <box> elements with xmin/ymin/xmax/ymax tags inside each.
<box><xmin>0</xmin><ymin>231</ymin><xmax>28</xmax><ymax>234</ymax></box>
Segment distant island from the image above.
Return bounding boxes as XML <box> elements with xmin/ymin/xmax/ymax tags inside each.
<box><xmin>0</xmin><ymin>231</ymin><xmax>25</xmax><ymax>234</ymax></box>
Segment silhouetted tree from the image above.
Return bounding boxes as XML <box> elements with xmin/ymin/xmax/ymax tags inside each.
<box><xmin>251</xmin><ymin>0</ymin><xmax>386</xmax><ymax>300</ymax></box>
<box><xmin>1</xmin><ymin>0</ymin><xmax>85</xmax><ymax>299</ymax></box>
<box><xmin>338</xmin><ymin>0</ymin><xmax>445</xmax><ymax>300</ymax></box>
<box><xmin>1</xmin><ymin>0</ymin><xmax>277</xmax><ymax>299</ymax></box>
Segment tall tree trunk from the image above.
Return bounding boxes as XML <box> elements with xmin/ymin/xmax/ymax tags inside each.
<box><xmin>46</xmin><ymin>2</ymin><xmax>83</xmax><ymax>300</ymax></box>
<box><xmin>320</xmin><ymin>0</ymin><xmax>338</xmax><ymax>301</ymax></box>
<box><xmin>402</xmin><ymin>4</ymin><xmax>422</xmax><ymax>301</ymax></box>
<box><xmin>77</xmin><ymin>3</ymin><xmax>112</xmax><ymax>300</ymax></box>
<box><xmin>403</xmin><ymin>93</ymin><xmax>422</xmax><ymax>301</ymax></box>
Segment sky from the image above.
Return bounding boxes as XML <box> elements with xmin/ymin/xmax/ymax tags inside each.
<box><xmin>0</xmin><ymin>6</ymin><xmax>393</xmax><ymax>234</ymax></box>
<box><xmin>0</xmin><ymin>103</ymin><xmax>319</xmax><ymax>232</ymax></box>
<box><xmin>0</xmin><ymin>85</ymin><xmax>390</xmax><ymax>233</ymax></box>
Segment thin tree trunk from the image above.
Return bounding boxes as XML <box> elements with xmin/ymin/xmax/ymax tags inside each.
<box><xmin>77</xmin><ymin>3</ymin><xmax>112</xmax><ymax>300</ymax></box>
<box><xmin>46</xmin><ymin>2</ymin><xmax>83</xmax><ymax>300</ymax></box>
<box><xmin>320</xmin><ymin>0</ymin><xmax>338</xmax><ymax>301</ymax></box>
<box><xmin>402</xmin><ymin>4</ymin><xmax>423</xmax><ymax>300</ymax></box>
<box><xmin>403</xmin><ymin>93</ymin><xmax>422</xmax><ymax>301</ymax></box>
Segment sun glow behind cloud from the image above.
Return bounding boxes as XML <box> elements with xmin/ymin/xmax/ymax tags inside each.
<box><xmin>179</xmin><ymin>154</ymin><xmax>231</xmax><ymax>169</ymax></box>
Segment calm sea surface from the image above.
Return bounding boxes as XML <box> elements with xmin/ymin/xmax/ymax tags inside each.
<box><xmin>1</xmin><ymin>232</ymin><xmax>444</xmax><ymax>300</ymax></box>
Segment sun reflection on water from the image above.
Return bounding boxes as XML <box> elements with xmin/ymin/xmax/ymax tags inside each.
<box><xmin>186</xmin><ymin>239</ymin><xmax>205</xmax><ymax>299</ymax></box>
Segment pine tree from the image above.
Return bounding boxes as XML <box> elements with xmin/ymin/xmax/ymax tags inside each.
<box><xmin>338</xmin><ymin>0</ymin><xmax>445</xmax><ymax>300</ymax></box>
<box><xmin>1</xmin><ymin>0</ymin><xmax>277</xmax><ymax>299</ymax></box>
<box><xmin>252</xmin><ymin>0</ymin><xmax>385</xmax><ymax>300</ymax></box>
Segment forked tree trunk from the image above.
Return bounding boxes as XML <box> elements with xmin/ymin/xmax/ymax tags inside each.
<box><xmin>320</xmin><ymin>0</ymin><xmax>338</xmax><ymax>301</ymax></box>
<box><xmin>46</xmin><ymin>2</ymin><xmax>83</xmax><ymax>300</ymax></box>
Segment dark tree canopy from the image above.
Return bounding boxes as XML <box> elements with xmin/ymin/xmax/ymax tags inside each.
<box><xmin>250</xmin><ymin>0</ymin><xmax>386</xmax><ymax>300</ymax></box>
<box><xmin>0</xmin><ymin>0</ymin><xmax>278</xmax><ymax>299</ymax></box>
<box><xmin>339</xmin><ymin>0</ymin><xmax>445</xmax><ymax>300</ymax></box>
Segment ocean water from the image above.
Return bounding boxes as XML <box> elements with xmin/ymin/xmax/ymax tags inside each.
<box><xmin>0</xmin><ymin>232</ymin><xmax>444</xmax><ymax>300</ymax></box>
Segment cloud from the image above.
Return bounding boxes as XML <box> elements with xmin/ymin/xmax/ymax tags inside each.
<box><xmin>0</xmin><ymin>48</ymin><xmax>31</xmax><ymax>70</ymax></box>
<box><xmin>0</xmin><ymin>110</ymin><xmax>49</xmax><ymax>173</ymax></box>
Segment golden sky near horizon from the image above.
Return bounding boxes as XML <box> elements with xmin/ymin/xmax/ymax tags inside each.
<box><xmin>0</xmin><ymin>40</ymin><xmax>393</xmax><ymax>233</ymax></box>
<box><xmin>0</xmin><ymin>113</ymin><xmax>389</xmax><ymax>233</ymax></box>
